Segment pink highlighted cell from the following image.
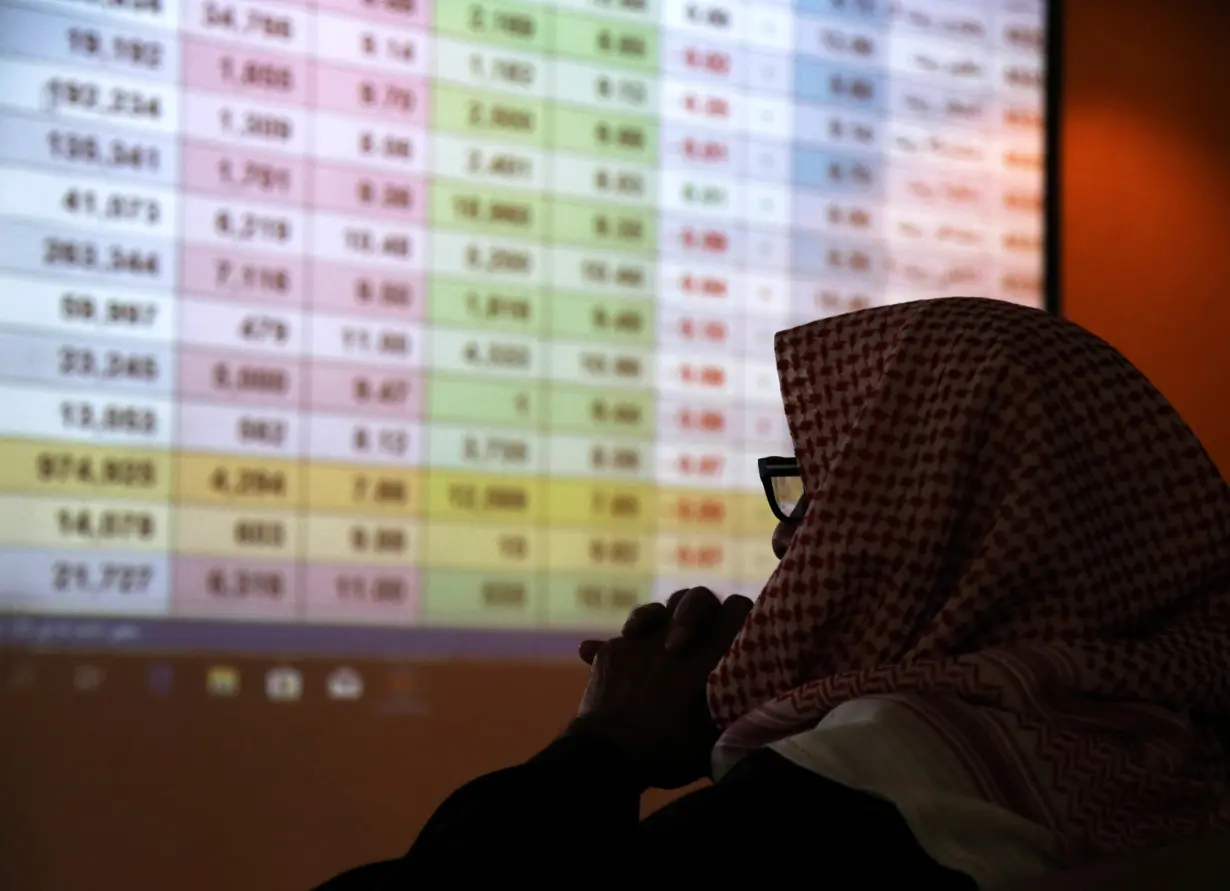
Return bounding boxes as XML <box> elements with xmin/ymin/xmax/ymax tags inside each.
<box><xmin>308</xmin><ymin>361</ymin><xmax>423</xmax><ymax>419</ymax></box>
<box><xmin>308</xmin><ymin>259</ymin><xmax>425</xmax><ymax>320</ymax></box>
<box><xmin>302</xmin><ymin>564</ymin><xmax>421</xmax><ymax>626</ymax></box>
<box><xmin>172</xmin><ymin>556</ymin><xmax>300</xmax><ymax>621</ymax></box>
<box><xmin>313</xmin><ymin>162</ymin><xmax>426</xmax><ymax>222</ymax></box>
<box><xmin>314</xmin><ymin>0</ymin><xmax>432</xmax><ymax>30</ymax></box>
<box><xmin>179</xmin><ymin>347</ymin><xmax>303</xmax><ymax>409</ymax></box>
<box><xmin>179</xmin><ymin>245</ymin><xmax>307</xmax><ymax>307</ymax></box>
<box><xmin>315</xmin><ymin>63</ymin><xmax>429</xmax><ymax>124</ymax></box>
<box><xmin>182</xmin><ymin>37</ymin><xmax>311</xmax><ymax>105</ymax></box>
<box><xmin>180</xmin><ymin>140</ymin><xmax>309</xmax><ymax>204</ymax></box>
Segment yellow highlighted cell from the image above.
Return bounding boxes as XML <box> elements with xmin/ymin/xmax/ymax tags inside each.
<box><xmin>0</xmin><ymin>493</ymin><xmax>168</xmax><ymax>551</ymax></box>
<box><xmin>176</xmin><ymin>505</ymin><xmax>303</xmax><ymax>559</ymax></box>
<box><xmin>426</xmin><ymin>471</ymin><xmax>543</xmax><ymax>522</ymax></box>
<box><xmin>178</xmin><ymin>453</ymin><xmax>302</xmax><ymax>506</ymax></box>
<box><xmin>656</xmin><ymin>488</ymin><xmax>738</xmax><ymax>534</ymax></box>
<box><xmin>734</xmin><ymin>537</ymin><xmax>781</xmax><ymax>588</ymax></box>
<box><xmin>306</xmin><ymin>515</ymin><xmax>421</xmax><ymax>566</ymax></box>
<box><xmin>306</xmin><ymin>464</ymin><xmax>422</xmax><ymax>516</ymax></box>
<box><xmin>546</xmin><ymin>528</ymin><xmax>653</xmax><ymax>574</ymax></box>
<box><xmin>546</xmin><ymin>479</ymin><xmax>656</xmax><ymax>530</ymax></box>
<box><xmin>423</xmin><ymin>522</ymin><xmax>544</xmax><ymax>572</ymax></box>
<box><xmin>0</xmin><ymin>437</ymin><xmax>171</xmax><ymax>500</ymax></box>
<box><xmin>654</xmin><ymin>533</ymin><xmax>741</xmax><ymax>581</ymax></box>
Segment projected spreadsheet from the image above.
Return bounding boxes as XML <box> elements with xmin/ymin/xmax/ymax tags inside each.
<box><xmin>0</xmin><ymin>0</ymin><xmax>1046</xmax><ymax>639</ymax></box>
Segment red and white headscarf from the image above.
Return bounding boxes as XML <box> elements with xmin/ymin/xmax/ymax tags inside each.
<box><xmin>708</xmin><ymin>298</ymin><xmax>1230</xmax><ymax>860</ymax></box>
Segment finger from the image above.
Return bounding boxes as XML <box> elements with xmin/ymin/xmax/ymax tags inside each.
<box><xmin>620</xmin><ymin>601</ymin><xmax>669</xmax><ymax>638</ymax></box>
<box><xmin>715</xmin><ymin>594</ymin><xmax>754</xmax><ymax>646</ymax></box>
<box><xmin>578</xmin><ymin>639</ymin><xmax>603</xmax><ymax>665</ymax></box>
<box><xmin>665</xmin><ymin>587</ymin><xmax>721</xmax><ymax>651</ymax></box>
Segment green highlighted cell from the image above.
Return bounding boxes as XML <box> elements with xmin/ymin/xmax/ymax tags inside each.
<box><xmin>545</xmin><ymin>574</ymin><xmax>652</xmax><ymax>629</ymax></box>
<box><xmin>549</xmin><ymin>199</ymin><xmax>657</xmax><ymax>255</ymax></box>
<box><xmin>549</xmin><ymin>291</ymin><xmax>655</xmax><ymax>346</ymax></box>
<box><xmin>421</xmin><ymin>569</ymin><xmax>547</xmax><ymax>627</ymax></box>
<box><xmin>551</xmin><ymin>105</ymin><xmax>658</xmax><ymax>163</ymax></box>
<box><xmin>431</xmin><ymin>180</ymin><xmax>546</xmax><ymax>239</ymax></box>
<box><xmin>434</xmin><ymin>84</ymin><xmax>546</xmax><ymax>146</ymax></box>
<box><xmin>429</xmin><ymin>374</ymin><xmax>544</xmax><ymax>430</ymax></box>
<box><xmin>430</xmin><ymin>278</ymin><xmax>548</xmax><ymax>335</ymax></box>
<box><xmin>555</xmin><ymin>11</ymin><xmax>659</xmax><ymax>72</ymax></box>
<box><xmin>435</xmin><ymin>1</ymin><xmax>552</xmax><ymax>53</ymax></box>
<box><xmin>549</xmin><ymin>385</ymin><xmax>656</xmax><ymax>439</ymax></box>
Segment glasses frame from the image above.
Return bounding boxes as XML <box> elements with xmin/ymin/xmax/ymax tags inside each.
<box><xmin>758</xmin><ymin>456</ymin><xmax>804</xmax><ymax>523</ymax></box>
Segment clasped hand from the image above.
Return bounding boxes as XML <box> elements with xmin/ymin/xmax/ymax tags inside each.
<box><xmin>567</xmin><ymin>588</ymin><xmax>753</xmax><ymax>791</ymax></box>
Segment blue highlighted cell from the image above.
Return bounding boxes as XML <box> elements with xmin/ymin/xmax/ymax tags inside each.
<box><xmin>792</xmin><ymin>147</ymin><xmax>884</xmax><ymax>195</ymax></box>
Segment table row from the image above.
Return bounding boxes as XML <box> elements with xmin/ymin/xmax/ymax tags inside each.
<box><xmin>0</xmin><ymin>546</ymin><xmax>770</xmax><ymax>628</ymax></box>
<box><xmin>0</xmin><ymin>451</ymin><xmax>790</xmax><ymax>526</ymax></box>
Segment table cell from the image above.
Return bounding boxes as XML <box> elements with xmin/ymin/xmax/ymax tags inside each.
<box><xmin>432</xmin><ymin>85</ymin><xmax>546</xmax><ymax>147</ymax></box>
<box><xmin>733</xmin><ymin>535</ymin><xmax>781</xmax><ymax>584</ymax></box>
<box><xmin>314</xmin><ymin>112</ymin><xmax>427</xmax><ymax>174</ymax></box>
<box><xmin>555</xmin><ymin>9</ymin><xmax>659</xmax><ymax>71</ymax></box>
<box><xmin>0</xmin><ymin>218</ymin><xmax>176</xmax><ymax>291</ymax></box>
<box><xmin>656</xmin><ymin>350</ymin><xmax>741</xmax><ymax>399</ymax></box>
<box><xmin>887</xmin><ymin>32</ymin><xmax>992</xmax><ymax>88</ymax></box>
<box><xmin>172</xmin><ymin>555</ymin><xmax>299</xmax><ymax>620</ymax></box>
<box><xmin>790</xmin><ymin>278</ymin><xmax>875</xmax><ymax>320</ymax></box>
<box><xmin>655</xmin><ymin>395</ymin><xmax>741</xmax><ymax>444</ymax></box>
<box><xmin>656</xmin><ymin>304</ymin><xmax>739</xmax><ymax>355</ymax></box>
<box><xmin>887</xmin><ymin>80</ymin><xmax>994</xmax><ymax>130</ymax></box>
<box><xmin>547</xmin><ymin>154</ymin><xmax>657</xmax><ymax>207</ymax></box>
<box><xmin>431</xmin><ymin>231</ymin><xmax>546</xmax><ymax>285</ymax></box>
<box><xmin>2</xmin><ymin>57</ymin><xmax>179</xmax><ymax>134</ymax></box>
<box><xmin>746</xmin><ymin>137</ymin><xmax>794</xmax><ymax>184</ymax></box>
<box><xmin>419</xmin><ymin>568</ymin><xmax>546</xmax><ymax>628</ymax></box>
<box><xmin>315</xmin><ymin>0</ymin><xmax>432</xmax><ymax>29</ymax></box>
<box><xmin>543</xmin><ymin>574</ymin><xmax>650</xmax><ymax>629</ymax></box>
<box><xmin>663</xmin><ymin>31</ymin><xmax>748</xmax><ymax>88</ymax></box>
<box><xmin>0</xmin><ymin>437</ymin><xmax>169</xmax><ymax>501</ymax></box>
<box><xmin>308</xmin><ymin>312</ymin><xmax>421</xmax><ymax>368</ymax></box>
<box><xmin>657</xmin><ymin>213</ymin><xmax>744</xmax><ymax>266</ymax></box>
<box><xmin>550</xmin><ymin>105</ymin><xmax>658</xmax><ymax>164</ymax></box>
<box><xmin>0</xmin><ymin>166</ymin><xmax>176</xmax><ymax>238</ymax></box>
<box><xmin>658</xmin><ymin>168</ymin><xmax>741</xmax><ymax>219</ymax></box>
<box><xmin>430</xmin><ymin>179</ymin><xmax>546</xmax><ymax>240</ymax></box>
<box><xmin>307</xmin><ymin>361</ymin><xmax>423</xmax><ymax>418</ymax></box>
<box><xmin>0</xmin><ymin>113</ymin><xmax>178</xmax><ymax>187</ymax></box>
<box><xmin>315</xmin><ymin>8</ymin><xmax>433</xmax><ymax>74</ymax></box>
<box><xmin>182</xmin><ymin>91</ymin><xmax>307</xmax><ymax>153</ymax></box>
<box><xmin>654</xmin><ymin>258</ymin><xmax>743</xmax><ymax>310</ymax></box>
<box><xmin>882</xmin><ymin>204</ymin><xmax>992</xmax><ymax>255</ymax></box>
<box><xmin>745</xmin><ymin>272</ymin><xmax>793</xmax><ymax>316</ymax></box>
<box><xmin>742</xmin><ymin>359</ymin><xmax>785</xmax><ymax>405</ymax></box>
<box><xmin>182</xmin><ymin>193</ymin><xmax>304</xmax><ymax>255</ymax></box>
<box><xmin>0</xmin><ymin>382</ymin><xmax>172</xmax><ymax>447</ymax></box>
<box><xmin>39</xmin><ymin>0</ymin><xmax>183</xmax><ymax>29</ymax></box>
<box><xmin>792</xmin><ymin>190</ymin><xmax>884</xmax><ymax>238</ymax></box>
<box><xmin>545</xmin><ymin>479</ymin><xmax>655</xmax><ymax>530</ymax></box>
<box><xmin>548</xmin><ymin>385</ymin><xmax>655</xmax><ymax>440</ymax></box>
<box><xmin>306</xmin><ymin>413</ymin><xmax>422</xmax><ymax>466</ymax></box>
<box><xmin>302</xmin><ymin>564</ymin><xmax>421</xmax><ymax>626</ymax></box>
<box><xmin>304</xmin><ymin>514</ymin><xmax>420</xmax><ymax>566</ymax></box>
<box><xmin>742</xmin><ymin>403</ymin><xmax>791</xmax><ymax>449</ymax></box>
<box><xmin>0</xmin><ymin>493</ymin><xmax>168</xmax><ymax>552</ymax></box>
<box><xmin>434</xmin><ymin>35</ymin><xmax>546</xmax><ymax>98</ymax></box>
<box><xmin>550</xmin><ymin>57</ymin><xmax>659</xmax><ymax>115</ymax></box>
<box><xmin>794</xmin><ymin>56</ymin><xmax>887</xmax><ymax>113</ymax></box>
<box><xmin>182</xmin><ymin>36</ymin><xmax>309</xmax><ymax>105</ymax></box>
<box><xmin>552</xmin><ymin>0</ymin><xmax>661</xmax><ymax>22</ymax></box>
<box><xmin>653</xmin><ymin>443</ymin><xmax>739</xmax><ymax>490</ymax></box>
<box><xmin>545</xmin><ymin>435</ymin><xmax>651</xmax><ymax>480</ymax></box>
<box><xmin>179</xmin><ymin>298</ymin><xmax>305</xmax><ymax>355</ymax></box>
<box><xmin>545</xmin><ymin>529</ymin><xmax>654</xmax><ymax>574</ymax></box>
<box><xmin>885</xmin><ymin>246</ymin><xmax>995</xmax><ymax>296</ymax></box>
<box><xmin>179</xmin><ymin>403</ymin><xmax>301</xmax><ymax>456</ymax></box>
<box><xmin>655</xmin><ymin>532</ymin><xmax>741</xmax><ymax>581</ymax></box>
<box><xmin>0</xmin><ymin>329</ymin><xmax>171</xmax><ymax>396</ymax></box>
<box><xmin>428</xmin><ymin>374</ymin><xmax>543</xmax><ymax>430</ymax></box>
<box><xmin>431</xmin><ymin>133</ymin><xmax>544</xmax><ymax>193</ymax></box>
<box><xmin>175</xmin><ymin>504</ymin><xmax>302</xmax><ymax>560</ymax></box>
<box><xmin>315</xmin><ymin>63</ymin><xmax>428</xmax><ymax>124</ymax></box>
<box><xmin>180</xmin><ymin>245</ymin><xmax>306</xmax><ymax>308</ymax></box>
<box><xmin>179</xmin><ymin>348</ymin><xmax>300</xmax><ymax>409</ymax></box>
<box><xmin>549</xmin><ymin>199</ymin><xmax>657</xmax><ymax>257</ymax></box>
<box><xmin>793</xmin><ymin>147</ymin><xmax>885</xmax><ymax>199</ymax></box>
<box><xmin>427</xmin><ymin>426</ymin><xmax>543</xmax><ymax>475</ymax></box>
<box><xmin>305</xmin><ymin>463</ymin><xmax>421</xmax><ymax>516</ymax></box>
<box><xmin>794</xmin><ymin>14</ymin><xmax>888</xmax><ymax>67</ymax></box>
<box><xmin>432</xmin><ymin>328</ymin><xmax>545</xmax><ymax>379</ymax></box>
<box><xmin>310</xmin><ymin>262</ymin><xmax>425</xmax><ymax>321</ymax></box>
<box><xmin>422</xmin><ymin>521</ymin><xmax>544</xmax><ymax>572</ymax></box>
<box><xmin>791</xmin><ymin>233</ymin><xmax>889</xmax><ymax>283</ymax></box>
<box><xmin>548</xmin><ymin>290</ymin><xmax>652</xmax><ymax>346</ymax></box>
<box><xmin>180</xmin><ymin>140</ymin><xmax>308</xmax><ymax>205</ymax></box>
<box><xmin>548</xmin><ymin>341</ymin><xmax>653</xmax><ymax>389</ymax></box>
<box><xmin>425</xmin><ymin>471</ymin><xmax>542</xmax><ymax>523</ymax></box>
<box><xmin>182</xmin><ymin>0</ymin><xmax>312</xmax><ymax>53</ymax></box>
<box><xmin>0</xmin><ymin>546</ymin><xmax>170</xmax><ymax>616</ymax></box>
<box><xmin>656</xmin><ymin>488</ymin><xmax>738</xmax><ymax>534</ymax></box>
<box><xmin>659</xmin><ymin>79</ymin><xmax>748</xmax><ymax>133</ymax></box>
<box><xmin>177</xmin><ymin>452</ymin><xmax>301</xmax><ymax>507</ymax></box>
<box><xmin>309</xmin><ymin>212</ymin><xmax>424</xmax><ymax>271</ymax></box>
<box><xmin>548</xmin><ymin>245</ymin><xmax>653</xmax><ymax>296</ymax></box>
<box><xmin>429</xmin><ymin>277</ymin><xmax>545</xmax><ymax>335</ymax></box>
<box><xmin>314</xmin><ymin>162</ymin><xmax>426</xmax><ymax>223</ymax></box>
<box><xmin>435</xmin><ymin>1</ymin><xmax>551</xmax><ymax>53</ymax></box>
<box><xmin>659</xmin><ymin>121</ymin><xmax>746</xmax><ymax>179</ymax></box>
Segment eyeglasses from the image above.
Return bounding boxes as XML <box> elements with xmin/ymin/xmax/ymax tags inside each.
<box><xmin>758</xmin><ymin>456</ymin><xmax>806</xmax><ymax>523</ymax></box>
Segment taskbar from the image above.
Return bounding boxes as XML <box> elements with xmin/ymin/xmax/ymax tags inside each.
<box><xmin>0</xmin><ymin>613</ymin><xmax>597</xmax><ymax>659</ymax></box>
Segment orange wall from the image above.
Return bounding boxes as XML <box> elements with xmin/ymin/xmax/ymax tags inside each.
<box><xmin>4</xmin><ymin>3</ymin><xmax>1230</xmax><ymax>891</ymax></box>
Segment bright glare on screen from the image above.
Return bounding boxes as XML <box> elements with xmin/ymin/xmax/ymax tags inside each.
<box><xmin>0</xmin><ymin>0</ymin><xmax>1047</xmax><ymax>655</ymax></box>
